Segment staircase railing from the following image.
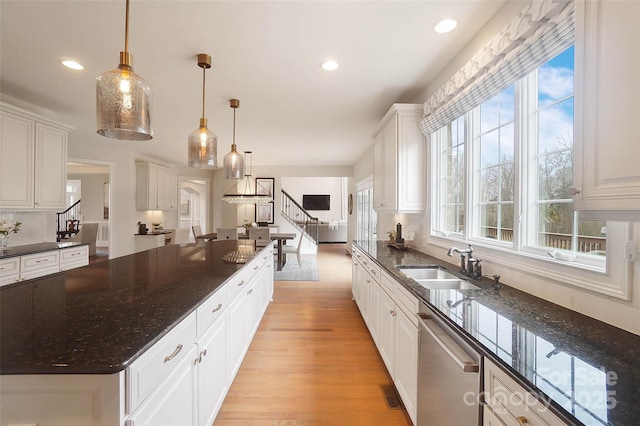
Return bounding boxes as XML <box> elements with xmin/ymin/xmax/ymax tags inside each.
<box><xmin>56</xmin><ymin>199</ymin><xmax>81</xmax><ymax>241</ymax></box>
<box><xmin>281</xmin><ymin>189</ymin><xmax>319</xmax><ymax>244</ymax></box>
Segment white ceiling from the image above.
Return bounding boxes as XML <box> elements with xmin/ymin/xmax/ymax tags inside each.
<box><xmin>1</xmin><ymin>0</ymin><xmax>505</xmax><ymax>168</ymax></box>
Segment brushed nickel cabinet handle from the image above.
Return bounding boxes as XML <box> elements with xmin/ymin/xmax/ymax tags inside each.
<box><xmin>164</xmin><ymin>344</ymin><xmax>183</xmax><ymax>363</ymax></box>
<box><xmin>211</xmin><ymin>303</ymin><xmax>223</xmax><ymax>313</ymax></box>
<box><xmin>253</xmin><ymin>266</ymin><xmax>259</xmax><ymax>270</ymax></box>
<box><xmin>237</xmin><ymin>280</ymin><xmax>245</xmax><ymax>286</ymax></box>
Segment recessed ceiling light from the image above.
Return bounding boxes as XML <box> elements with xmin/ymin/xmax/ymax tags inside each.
<box><xmin>434</xmin><ymin>18</ymin><xmax>458</xmax><ymax>34</ymax></box>
<box><xmin>61</xmin><ymin>59</ymin><xmax>84</xmax><ymax>70</ymax></box>
<box><xmin>320</xmin><ymin>60</ymin><xmax>339</xmax><ymax>71</ymax></box>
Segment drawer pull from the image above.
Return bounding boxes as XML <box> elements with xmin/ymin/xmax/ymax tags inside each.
<box><xmin>253</xmin><ymin>265</ymin><xmax>259</xmax><ymax>270</ymax></box>
<box><xmin>517</xmin><ymin>417</ymin><xmax>528</xmax><ymax>425</ymax></box>
<box><xmin>370</xmin><ymin>269</ymin><xmax>377</xmax><ymax>274</ymax></box>
<box><xmin>237</xmin><ymin>280</ymin><xmax>245</xmax><ymax>287</ymax></box>
<box><xmin>36</xmin><ymin>259</ymin><xmax>49</xmax><ymax>263</ymax></box>
<box><xmin>211</xmin><ymin>303</ymin><xmax>223</xmax><ymax>313</ymax></box>
<box><xmin>247</xmin><ymin>289</ymin><xmax>253</xmax><ymax>295</ymax></box>
<box><xmin>163</xmin><ymin>344</ymin><xmax>183</xmax><ymax>363</ymax></box>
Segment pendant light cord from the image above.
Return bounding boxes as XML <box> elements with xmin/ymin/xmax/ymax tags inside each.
<box><xmin>124</xmin><ymin>0</ymin><xmax>130</xmax><ymax>54</ymax></box>
<box><xmin>232</xmin><ymin>107</ymin><xmax>237</xmax><ymax>146</ymax></box>
<box><xmin>201</xmin><ymin>66</ymin><xmax>206</xmax><ymax>120</ymax></box>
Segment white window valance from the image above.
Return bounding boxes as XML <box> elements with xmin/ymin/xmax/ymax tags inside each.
<box><xmin>420</xmin><ymin>0</ymin><xmax>575</xmax><ymax>135</ymax></box>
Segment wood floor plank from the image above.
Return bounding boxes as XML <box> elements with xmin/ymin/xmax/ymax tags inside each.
<box><xmin>214</xmin><ymin>244</ymin><xmax>411</xmax><ymax>426</ymax></box>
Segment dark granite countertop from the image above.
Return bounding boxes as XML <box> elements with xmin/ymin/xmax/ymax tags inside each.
<box><xmin>0</xmin><ymin>240</ymin><xmax>262</xmax><ymax>375</ymax></box>
<box><xmin>354</xmin><ymin>240</ymin><xmax>640</xmax><ymax>426</ymax></box>
<box><xmin>0</xmin><ymin>241</ymin><xmax>88</xmax><ymax>259</ymax></box>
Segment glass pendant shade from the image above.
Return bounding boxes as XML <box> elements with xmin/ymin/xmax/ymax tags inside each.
<box><xmin>96</xmin><ymin>0</ymin><xmax>152</xmax><ymax>141</ymax></box>
<box><xmin>223</xmin><ymin>144</ymin><xmax>244</xmax><ymax>179</ymax></box>
<box><xmin>96</xmin><ymin>60</ymin><xmax>152</xmax><ymax>140</ymax></box>
<box><xmin>188</xmin><ymin>118</ymin><xmax>218</xmax><ymax>168</ymax></box>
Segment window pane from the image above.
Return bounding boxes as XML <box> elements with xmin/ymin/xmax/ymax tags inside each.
<box><xmin>538</xmin><ymin>150</ymin><xmax>573</xmax><ymax>200</ymax></box>
<box><xmin>538</xmin><ymin>46</ymin><xmax>575</xmax><ymax>108</ymax></box>
<box><xmin>480</xmin><ymin>96</ymin><xmax>499</xmax><ymax>133</ymax></box>
<box><xmin>499</xmin><ymin>86</ymin><xmax>515</xmax><ymax>123</ymax></box>
<box><xmin>538</xmin><ymin>98</ymin><xmax>574</xmax><ymax>154</ymax></box>
<box><xmin>500</xmin><ymin>123</ymin><xmax>515</xmax><ymax>162</ymax></box>
<box><xmin>538</xmin><ymin>202</ymin><xmax>574</xmax><ymax>249</ymax></box>
<box><xmin>577</xmin><ymin>216</ymin><xmax>607</xmax><ymax>255</ymax></box>
<box><xmin>480</xmin><ymin>131</ymin><xmax>499</xmax><ymax>168</ymax></box>
<box><xmin>480</xmin><ymin>204</ymin><xmax>497</xmax><ymax>238</ymax></box>
<box><xmin>500</xmin><ymin>163</ymin><xmax>514</xmax><ymax>202</ymax></box>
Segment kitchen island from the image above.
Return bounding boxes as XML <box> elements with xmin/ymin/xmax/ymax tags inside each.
<box><xmin>354</xmin><ymin>240</ymin><xmax>640</xmax><ymax>426</ymax></box>
<box><xmin>0</xmin><ymin>240</ymin><xmax>274</xmax><ymax>425</ymax></box>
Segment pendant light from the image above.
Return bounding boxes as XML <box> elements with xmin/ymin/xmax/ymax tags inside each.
<box><xmin>96</xmin><ymin>0</ymin><xmax>152</xmax><ymax>140</ymax></box>
<box><xmin>222</xmin><ymin>151</ymin><xmax>272</xmax><ymax>204</ymax></box>
<box><xmin>223</xmin><ymin>99</ymin><xmax>245</xmax><ymax>179</ymax></box>
<box><xmin>188</xmin><ymin>54</ymin><xmax>218</xmax><ymax>168</ymax></box>
<box><xmin>189</xmin><ymin>53</ymin><xmax>218</xmax><ymax>169</ymax></box>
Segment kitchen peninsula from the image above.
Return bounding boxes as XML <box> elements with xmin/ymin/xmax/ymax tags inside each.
<box><xmin>0</xmin><ymin>240</ymin><xmax>274</xmax><ymax>425</ymax></box>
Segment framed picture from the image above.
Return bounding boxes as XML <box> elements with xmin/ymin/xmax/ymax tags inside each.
<box><xmin>255</xmin><ymin>202</ymin><xmax>275</xmax><ymax>224</ymax></box>
<box><xmin>255</xmin><ymin>177</ymin><xmax>274</xmax><ymax>199</ymax></box>
<box><xmin>179</xmin><ymin>200</ymin><xmax>190</xmax><ymax>216</ymax></box>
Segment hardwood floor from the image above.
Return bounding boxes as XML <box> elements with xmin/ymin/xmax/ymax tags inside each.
<box><xmin>214</xmin><ymin>244</ymin><xmax>411</xmax><ymax>425</ymax></box>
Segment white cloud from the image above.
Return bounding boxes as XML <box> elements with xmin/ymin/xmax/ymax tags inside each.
<box><xmin>539</xmin><ymin>66</ymin><xmax>573</xmax><ymax>100</ymax></box>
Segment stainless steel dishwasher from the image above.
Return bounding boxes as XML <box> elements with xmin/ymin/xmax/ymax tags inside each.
<box><xmin>417</xmin><ymin>302</ymin><xmax>481</xmax><ymax>425</ymax></box>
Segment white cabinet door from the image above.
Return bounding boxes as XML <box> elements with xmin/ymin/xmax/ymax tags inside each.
<box><xmin>378</xmin><ymin>289</ymin><xmax>396</xmax><ymax>377</ymax></box>
<box><xmin>0</xmin><ymin>110</ymin><xmax>34</xmax><ymax>209</ymax></box>
<box><xmin>247</xmin><ymin>276</ymin><xmax>261</xmax><ymax>338</ymax></box>
<box><xmin>34</xmin><ymin>123</ymin><xmax>67</xmax><ymax>209</ymax></box>
<box><xmin>196</xmin><ymin>314</ymin><xmax>228</xmax><ymax>426</ymax></box>
<box><xmin>166</xmin><ymin>170</ymin><xmax>178</xmax><ymax>210</ymax></box>
<box><xmin>227</xmin><ymin>285</ymin><xmax>249</xmax><ymax>382</ymax></box>
<box><xmin>483</xmin><ymin>406</ymin><xmax>507</xmax><ymax>426</ymax></box>
<box><xmin>381</xmin><ymin>115</ymin><xmax>398</xmax><ymax>209</ymax></box>
<box><xmin>368</xmin><ymin>279</ymin><xmax>381</xmax><ymax>346</ymax></box>
<box><xmin>127</xmin><ymin>345</ymin><xmax>197</xmax><ymax>426</ymax></box>
<box><xmin>0</xmin><ymin>257</ymin><xmax>20</xmax><ymax>287</ymax></box>
<box><xmin>372</xmin><ymin>104</ymin><xmax>425</xmax><ymax>213</ymax></box>
<box><xmin>395</xmin><ymin>309</ymin><xmax>418</xmax><ymax>425</ymax></box>
<box><xmin>574</xmin><ymin>0</ymin><xmax>640</xmax><ymax>219</ymax></box>
<box><xmin>0</xmin><ymin>104</ymin><xmax>69</xmax><ymax>211</ymax></box>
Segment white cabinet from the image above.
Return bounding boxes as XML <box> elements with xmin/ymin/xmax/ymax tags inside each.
<box><xmin>483</xmin><ymin>406</ymin><xmax>507</xmax><ymax>426</ymax></box>
<box><xmin>372</xmin><ymin>104</ymin><xmax>425</xmax><ymax>213</ymax></box>
<box><xmin>0</xmin><ymin>257</ymin><xmax>20</xmax><ymax>286</ymax></box>
<box><xmin>394</xmin><ymin>308</ymin><xmax>418</xmax><ymax>424</ymax></box>
<box><xmin>20</xmin><ymin>250</ymin><xmax>60</xmax><ymax>280</ymax></box>
<box><xmin>378</xmin><ymin>288</ymin><xmax>397</xmax><ymax>375</ymax></box>
<box><xmin>195</xmin><ymin>312</ymin><xmax>228</xmax><ymax>426</ymax></box>
<box><xmin>227</xmin><ymin>277</ymin><xmax>249</xmax><ymax>381</ymax></box>
<box><xmin>0</xmin><ymin>103</ymin><xmax>69</xmax><ymax>210</ymax></box>
<box><xmin>59</xmin><ymin>245</ymin><xmax>89</xmax><ymax>271</ymax></box>
<box><xmin>134</xmin><ymin>234</ymin><xmax>165</xmax><ymax>253</ymax></box>
<box><xmin>574</xmin><ymin>0</ymin><xmax>640</xmax><ymax>219</ymax></box>
<box><xmin>136</xmin><ymin>162</ymin><xmax>178</xmax><ymax>210</ymax></box>
<box><xmin>484</xmin><ymin>358</ymin><xmax>567</xmax><ymax>426</ymax></box>
<box><xmin>126</xmin><ymin>344</ymin><xmax>198</xmax><ymax>426</ymax></box>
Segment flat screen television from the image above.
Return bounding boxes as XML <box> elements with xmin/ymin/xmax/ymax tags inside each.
<box><xmin>302</xmin><ymin>194</ymin><xmax>330</xmax><ymax>211</ymax></box>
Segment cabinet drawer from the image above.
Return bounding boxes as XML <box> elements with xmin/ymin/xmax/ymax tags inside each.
<box><xmin>394</xmin><ymin>281</ymin><xmax>419</xmax><ymax>327</ymax></box>
<box><xmin>380</xmin><ymin>269</ymin><xmax>396</xmax><ymax>297</ymax></box>
<box><xmin>59</xmin><ymin>245</ymin><xmax>89</xmax><ymax>270</ymax></box>
<box><xmin>360</xmin><ymin>256</ymin><xmax>381</xmax><ymax>283</ymax></box>
<box><xmin>226</xmin><ymin>268</ymin><xmax>249</xmax><ymax>303</ymax></box>
<box><xmin>21</xmin><ymin>251</ymin><xmax>59</xmax><ymax>272</ymax></box>
<box><xmin>197</xmin><ymin>284</ymin><xmax>229</xmax><ymax>337</ymax></box>
<box><xmin>0</xmin><ymin>257</ymin><xmax>20</xmax><ymax>286</ymax></box>
<box><xmin>126</xmin><ymin>311</ymin><xmax>197</xmax><ymax>414</ymax></box>
<box><xmin>484</xmin><ymin>358</ymin><xmax>567</xmax><ymax>425</ymax></box>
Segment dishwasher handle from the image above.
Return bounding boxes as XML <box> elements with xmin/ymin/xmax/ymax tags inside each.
<box><xmin>417</xmin><ymin>313</ymin><xmax>479</xmax><ymax>373</ymax></box>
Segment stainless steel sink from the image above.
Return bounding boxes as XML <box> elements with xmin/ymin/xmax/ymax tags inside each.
<box><xmin>397</xmin><ymin>266</ymin><xmax>479</xmax><ymax>290</ymax></box>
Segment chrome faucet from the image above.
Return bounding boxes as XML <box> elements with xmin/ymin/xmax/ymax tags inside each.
<box><xmin>447</xmin><ymin>244</ymin><xmax>474</xmax><ymax>275</ymax></box>
<box><xmin>446</xmin><ymin>296</ymin><xmax>476</xmax><ymax>309</ymax></box>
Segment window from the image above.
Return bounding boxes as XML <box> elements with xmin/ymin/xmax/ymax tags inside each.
<box><xmin>356</xmin><ymin>178</ymin><xmax>377</xmax><ymax>244</ymax></box>
<box><xmin>432</xmin><ymin>46</ymin><xmax>607</xmax><ymax>270</ymax></box>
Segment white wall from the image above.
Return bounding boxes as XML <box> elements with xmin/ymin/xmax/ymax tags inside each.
<box><xmin>281</xmin><ymin>176</ymin><xmax>344</xmax><ymax>223</ymax></box>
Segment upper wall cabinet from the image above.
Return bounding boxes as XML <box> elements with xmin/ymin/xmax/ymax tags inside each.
<box><xmin>372</xmin><ymin>104</ymin><xmax>425</xmax><ymax>213</ymax></box>
<box><xmin>574</xmin><ymin>0</ymin><xmax>640</xmax><ymax>220</ymax></box>
<box><xmin>0</xmin><ymin>103</ymin><xmax>69</xmax><ymax>210</ymax></box>
<box><xmin>136</xmin><ymin>162</ymin><xmax>178</xmax><ymax>210</ymax></box>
